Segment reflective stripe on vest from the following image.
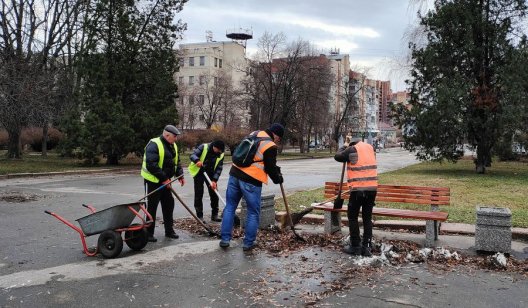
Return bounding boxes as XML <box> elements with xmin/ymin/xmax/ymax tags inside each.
<box><xmin>235</xmin><ymin>131</ymin><xmax>275</xmax><ymax>184</ymax></box>
<box><xmin>346</xmin><ymin>141</ymin><xmax>378</xmax><ymax>190</ymax></box>
<box><xmin>141</xmin><ymin>137</ymin><xmax>178</xmax><ymax>183</ymax></box>
<box><xmin>188</xmin><ymin>143</ymin><xmax>224</xmax><ymax>177</ymax></box>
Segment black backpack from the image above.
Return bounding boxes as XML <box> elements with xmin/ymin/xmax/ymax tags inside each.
<box><xmin>232</xmin><ymin>132</ymin><xmax>271</xmax><ymax>167</ymax></box>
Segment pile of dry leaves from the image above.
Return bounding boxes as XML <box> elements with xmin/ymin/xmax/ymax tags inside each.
<box><xmin>173</xmin><ymin>218</ymin><xmax>528</xmax><ymax>275</ymax></box>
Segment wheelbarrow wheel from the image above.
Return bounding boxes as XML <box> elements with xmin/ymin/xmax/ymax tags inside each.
<box><xmin>124</xmin><ymin>225</ymin><xmax>148</xmax><ymax>251</ymax></box>
<box><xmin>98</xmin><ymin>230</ymin><xmax>123</xmax><ymax>258</ymax></box>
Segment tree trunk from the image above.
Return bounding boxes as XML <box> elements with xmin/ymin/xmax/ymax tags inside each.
<box><xmin>7</xmin><ymin>127</ymin><xmax>22</xmax><ymax>159</ymax></box>
<box><xmin>106</xmin><ymin>153</ymin><xmax>119</xmax><ymax>165</ymax></box>
<box><xmin>475</xmin><ymin>142</ymin><xmax>491</xmax><ymax>174</ymax></box>
<box><xmin>42</xmin><ymin>124</ymin><xmax>49</xmax><ymax>157</ymax></box>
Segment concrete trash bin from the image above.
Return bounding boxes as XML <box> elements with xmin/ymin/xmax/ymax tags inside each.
<box><xmin>475</xmin><ymin>206</ymin><xmax>511</xmax><ymax>253</ymax></box>
<box><xmin>240</xmin><ymin>194</ymin><xmax>275</xmax><ymax>229</ymax></box>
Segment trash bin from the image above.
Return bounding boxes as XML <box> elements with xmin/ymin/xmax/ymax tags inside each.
<box><xmin>240</xmin><ymin>194</ymin><xmax>275</xmax><ymax>229</ymax></box>
<box><xmin>475</xmin><ymin>206</ymin><xmax>511</xmax><ymax>253</ymax></box>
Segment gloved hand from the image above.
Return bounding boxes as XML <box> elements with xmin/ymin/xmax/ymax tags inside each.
<box><xmin>277</xmin><ymin>173</ymin><xmax>284</xmax><ymax>184</ymax></box>
<box><xmin>161</xmin><ymin>179</ymin><xmax>172</xmax><ymax>189</ymax></box>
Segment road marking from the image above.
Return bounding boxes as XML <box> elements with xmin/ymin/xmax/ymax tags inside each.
<box><xmin>0</xmin><ymin>240</ymin><xmax>218</xmax><ymax>290</ymax></box>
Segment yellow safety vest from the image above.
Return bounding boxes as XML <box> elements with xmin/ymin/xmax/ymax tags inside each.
<box><xmin>188</xmin><ymin>143</ymin><xmax>224</xmax><ymax>177</ymax></box>
<box><xmin>141</xmin><ymin>137</ymin><xmax>178</xmax><ymax>183</ymax></box>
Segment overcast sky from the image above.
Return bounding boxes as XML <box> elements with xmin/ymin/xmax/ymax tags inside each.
<box><xmin>177</xmin><ymin>1</ymin><xmax>431</xmax><ymax>92</ymax></box>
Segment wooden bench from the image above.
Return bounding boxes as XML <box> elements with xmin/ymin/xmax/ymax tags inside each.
<box><xmin>312</xmin><ymin>182</ymin><xmax>450</xmax><ymax>247</ymax></box>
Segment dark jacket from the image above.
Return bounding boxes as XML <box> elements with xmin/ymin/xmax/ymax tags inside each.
<box><xmin>189</xmin><ymin>143</ymin><xmax>224</xmax><ymax>181</ymax></box>
<box><xmin>144</xmin><ymin>135</ymin><xmax>184</xmax><ymax>183</ymax></box>
<box><xmin>334</xmin><ymin>144</ymin><xmax>359</xmax><ymax>164</ymax></box>
<box><xmin>230</xmin><ymin>129</ymin><xmax>282</xmax><ymax>186</ymax></box>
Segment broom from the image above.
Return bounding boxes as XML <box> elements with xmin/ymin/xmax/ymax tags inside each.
<box><xmin>280</xmin><ymin>163</ymin><xmax>348</xmax><ymax>228</ymax></box>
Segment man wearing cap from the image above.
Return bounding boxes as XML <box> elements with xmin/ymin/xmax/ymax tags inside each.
<box><xmin>141</xmin><ymin>125</ymin><xmax>185</xmax><ymax>242</ymax></box>
<box><xmin>334</xmin><ymin>137</ymin><xmax>378</xmax><ymax>257</ymax></box>
<box><xmin>188</xmin><ymin>140</ymin><xmax>225</xmax><ymax>222</ymax></box>
<box><xmin>219</xmin><ymin>123</ymin><xmax>285</xmax><ymax>251</ymax></box>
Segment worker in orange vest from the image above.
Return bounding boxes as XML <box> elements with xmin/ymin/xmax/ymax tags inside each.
<box><xmin>219</xmin><ymin>123</ymin><xmax>285</xmax><ymax>251</ymax></box>
<box><xmin>334</xmin><ymin>137</ymin><xmax>378</xmax><ymax>256</ymax></box>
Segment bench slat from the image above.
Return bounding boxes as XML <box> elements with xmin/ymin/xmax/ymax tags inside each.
<box><xmin>311</xmin><ymin>203</ymin><xmax>449</xmax><ymax>221</ymax></box>
<box><xmin>324</xmin><ymin>193</ymin><xmax>450</xmax><ymax>205</ymax></box>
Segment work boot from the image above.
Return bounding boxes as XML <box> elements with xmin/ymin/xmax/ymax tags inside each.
<box><xmin>342</xmin><ymin>245</ymin><xmax>362</xmax><ymax>255</ymax></box>
<box><xmin>197</xmin><ymin>214</ymin><xmax>206</xmax><ymax>224</ymax></box>
<box><xmin>165</xmin><ymin>232</ymin><xmax>179</xmax><ymax>239</ymax></box>
<box><xmin>361</xmin><ymin>243</ymin><xmax>372</xmax><ymax>257</ymax></box>
<box><xmin>147</xmin><ymin>235</ymin><xmax>158</xmax><ymax>243</ymax></box>
<box><xmin>219</xmin><ymin>240</ymin><xmax>230</xmax><ymax>248</ymax></box>
<box><xmin>211</xmin><ymin>214</ymin><xmax>222</xmax><ymax>222</ymax></box>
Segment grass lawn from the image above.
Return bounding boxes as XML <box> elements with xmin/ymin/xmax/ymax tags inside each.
<box><xmin>0</xmin><ymin>149</ymin><xmax>334</xmax><ymax>175</ymax></box>
<box><xmin>276</xmin><ymin>158</ymin><xmax>528</xmax><ymax>228</ymax></box>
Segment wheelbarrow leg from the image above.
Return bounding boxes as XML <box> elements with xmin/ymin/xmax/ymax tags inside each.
<box><xmin>44</xmin><ymin>210</ymin><xmax>98</xmax><ymax>257</ymax></box>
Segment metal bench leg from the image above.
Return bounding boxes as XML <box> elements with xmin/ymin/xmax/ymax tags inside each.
<box><xmin>324</xmin><ymin>211</ymin><xmax>341</xmax><ymax>234</ymax></box>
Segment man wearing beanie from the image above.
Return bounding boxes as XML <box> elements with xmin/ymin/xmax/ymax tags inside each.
<box><xmin>188</xmin><ymin>140</ymin><xmax>225</xmax><ymax>222</ymax></box>
<box><xmin>220</xmin><ymin>123</ymin><xmax>285</xmax><ymax>251</ymax></box>
<box><xmin>141</xmin><ymin>125</ymin><xmax>185</xmax><ymax>242</ymax></box>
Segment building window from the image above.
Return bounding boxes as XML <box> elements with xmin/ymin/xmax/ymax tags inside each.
<box><xmin>189</xmin><ymin>76</ymin><xmax>194</xmax><ymax>85</ymax></box>
<box><xmin>199</xmin><ymin>95</ymin><xmax>204</xmax><ymax>105</ymax></box>
<box><xmin>189</xmin><ymin>95</ymin><xmax>194</xmax><ymax>105</ymax></box>
<box><xmin>199</xmin><ymin>56</ymin><xmax>205</xmax><ymax>66</ymax></box>
<box><xmin>189</xmin><ymin>57</ymin><xmax>194</xmax><ymax>66</ymax></box>
<box><xmin>199</xmin><ymin>76</ymin><xmax>205</xmax><ymax>85</ymax></box>
<box><xmin>179</xmin><ymin>96</ymin><xmax>184</xmax><ymax>105</ymax></box>
<box><xmin>214</xmin><ymin>77</ymin><xmax>218</xmax><ymax>86</ymax></box>
<box><xmin>199</xmin><ymin>115</ymin><xmax>205</xmax><ymax>121</ymax></box>
<box><xmin>179</xmin><ymin>58</ymin><xmax>184</xmax><ymax>67</ymax></box>
<box><xmin>219</xmin><ymin>59</ymin><xmax>222</xmax><ymax>68</ymax></box>
<box><xmin>178</xmin><ymin>76</ymin><xmax>183</xmax><ymax>84</ymax></box>
<box><xmin>214</xmin><ymin>58</ymin><xmax>218</xmax><ymax>67</ymax></box>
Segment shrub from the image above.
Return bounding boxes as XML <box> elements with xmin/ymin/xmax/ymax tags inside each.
<box><xmin>22</xmin><ymin>127</ymin><xmax>64</xmax><ymax>152</ymax></box>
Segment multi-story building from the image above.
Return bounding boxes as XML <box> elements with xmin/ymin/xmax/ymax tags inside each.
<box><xmin>348</xmin><ymin>71</ymin><xmax>379</xmax><ymax>142</ymax></box>
<box><xmin>175</xmin><ymin>40</ymin><xmax>250</xmax><ymax>130</ymax></box>
<box><xmin>326</xmin><ymin>50</ymin><xmax>350</xmax><ymax>128</ymax></box>
<box><xmin>376</xmin><ymin>80</ymin><xmax>392</xmax><ymax>125</ymax></box>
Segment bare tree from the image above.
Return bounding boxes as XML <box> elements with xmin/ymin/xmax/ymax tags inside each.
<box><xmin>0</xmin><ymin>0</ymin><xmax>84</xmax><ymax>158</ymax></box>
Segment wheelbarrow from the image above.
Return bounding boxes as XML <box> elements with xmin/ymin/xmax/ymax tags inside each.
<box><xmin>45</xmin><ymin>202</ymin><xmax>153</xmax><ymax>258</ymax></box>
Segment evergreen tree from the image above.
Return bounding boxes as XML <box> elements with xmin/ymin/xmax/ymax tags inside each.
<box><xmin>67</xmin><ymin>0</ymin><xmax>186</xmax><ymax>164</ymax></box>
<box><xmin>395</xmin><ymin>0</ymin><xmax>527</xmax><ymax>173</ymax></box>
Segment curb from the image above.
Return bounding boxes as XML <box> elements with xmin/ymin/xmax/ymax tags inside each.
<box><xmin>0</xmin><ymin>168</ymin><xmax>138</xmax><ymax>180</ymax></box>
<box><xmin>275</xmin><ymin>212</ymin><xmax>528</xmax><ymax>242</ymax></box>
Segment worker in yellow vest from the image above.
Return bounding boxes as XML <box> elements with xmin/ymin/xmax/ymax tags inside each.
<box><xmin>141</xmin><ymin>125</ymin><xmax>185</xmax><ymax>242</ymax></box>
<box><xmin>334</xmin><ymin>137</ymin><xmax>378</xmax><ymax>257</ymax></box>
<box><xmin>219</xmin><ymin>123</ymin><xmax>285</xmax><ymax>251</ymax></box>
<box><xmin>188</xmin><ymin>140</ymin><xmax>225</xmax><ymax>222</ymax></box>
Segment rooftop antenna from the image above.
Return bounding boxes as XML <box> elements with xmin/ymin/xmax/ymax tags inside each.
<box><xmin>206</xmin><ymin>30</ymin><xmax>213</xmax><ymax>42</ymax></box>
<box><xmin>226</xmin><ymin>27</ymin><xmax>253</xmax><ymax>54</ymax></box>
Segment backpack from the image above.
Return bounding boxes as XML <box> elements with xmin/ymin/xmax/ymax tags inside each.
<box><xmin>232</xmin><ymin>132</ymin><xmax>271</xmax><ymax>167</ymax></box>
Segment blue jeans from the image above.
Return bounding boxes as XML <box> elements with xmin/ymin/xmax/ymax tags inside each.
<box><xmin>220</xmin><ymin>176</ymin><xmax>262</xmax><ymax>247</ymax></box>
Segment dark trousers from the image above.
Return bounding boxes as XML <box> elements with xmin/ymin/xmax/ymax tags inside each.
<box><xmin>347</xmin><ymin>190</ymin><xmax>377</xmax><ymax>246</ymax></box>
<box><xmin>145</xmin><ymin>180</ymin><xmax>175</xmax><ymax>235</ymax></box>
<box><xmin>193</xmin><ymin>173</ymin><xmax>219</xmax><ymax>218</ymax></box>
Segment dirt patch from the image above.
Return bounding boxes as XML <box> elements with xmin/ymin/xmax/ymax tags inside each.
<box><xmin>0</xmin><ymin>191</ymin><xmax>39</xmax><ymax>202</ymax></box>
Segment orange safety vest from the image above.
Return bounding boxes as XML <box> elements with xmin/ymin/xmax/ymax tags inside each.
<box><xmin>234</xmin><ymin>131</ymin><xmax>275</xmax><ymax>184</ymax></box>
<box><xmin>346</xmin><ymin>141</ymin><xmax>378</xmax><ymax>191</ymax></box>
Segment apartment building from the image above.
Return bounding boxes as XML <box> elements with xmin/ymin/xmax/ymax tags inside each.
<box><xmin>175</xmin><ymin>41</ymin><xmax>250</xmax><ymax>130</ymax></box>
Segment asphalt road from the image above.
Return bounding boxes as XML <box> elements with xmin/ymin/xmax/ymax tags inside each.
<box><xmin>1</xmin><ymin>148</ymin><xmax>526</xmax><ymax>307</ymax></box>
